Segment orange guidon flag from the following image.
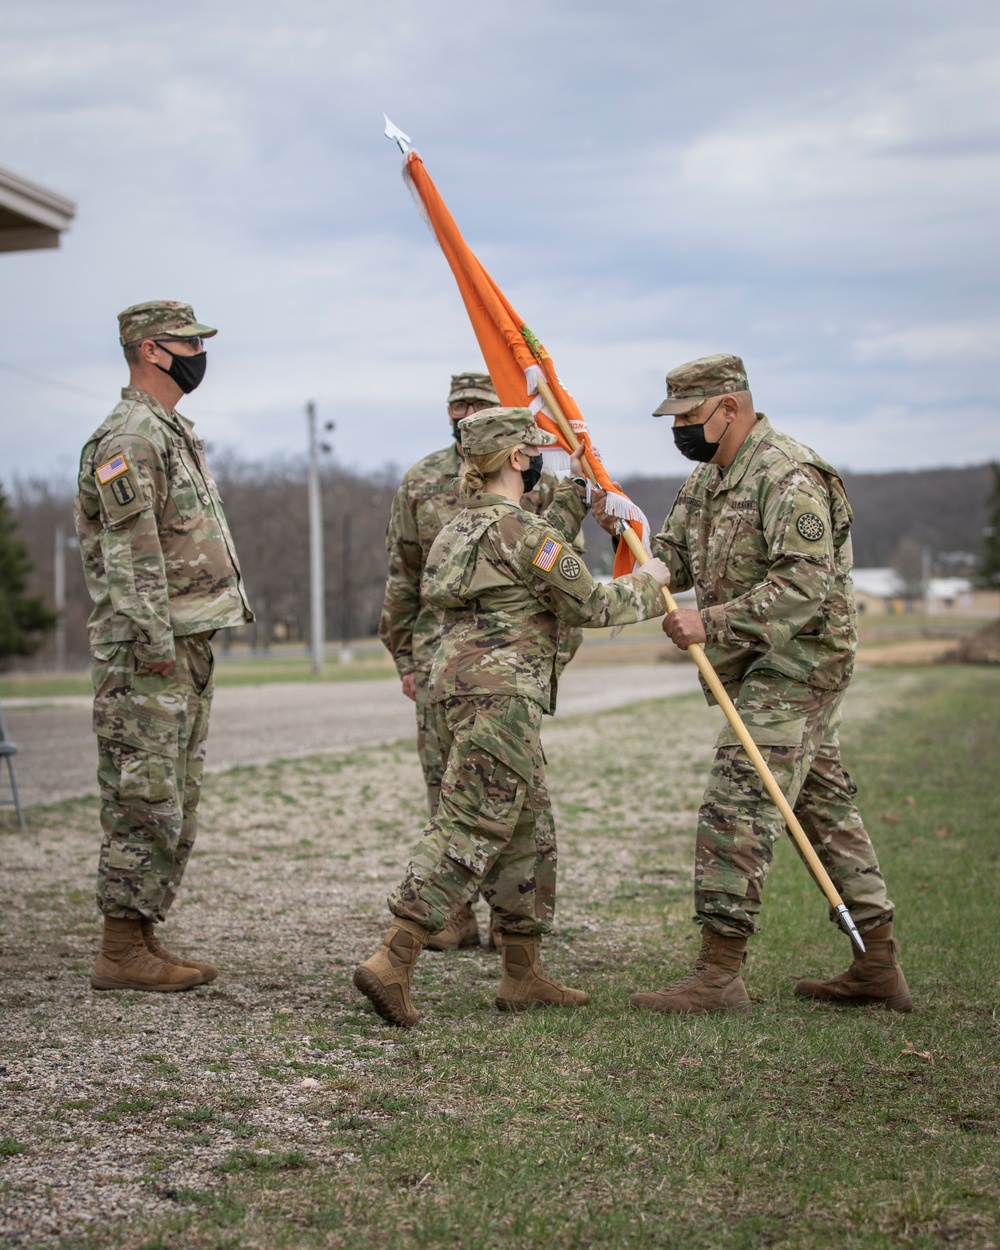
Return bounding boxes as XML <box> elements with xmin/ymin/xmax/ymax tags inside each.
<box><xmin>400</xmin><ymin>147</ymin><xmax>650</xmax><ymax>577</ymax></box>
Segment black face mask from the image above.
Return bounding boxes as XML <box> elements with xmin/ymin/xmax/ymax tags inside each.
<box><xmin>520</xmin><ymin>453</ymin><xmax>544</xmax><ymax>494</ymax></box>
<box><xmin>155</xmin><ymin>345</ymin><xmax>208</xmax><ymax>394</ymax></box>
<box><xmin>672</xmin><ymin>401</ymin><xmax>724</xmax><ymax>462</ymax></box>
<box><xmin>451</xmin><ymin>418</ymin><xmax>464</xmax><ymax>444</ymax></box>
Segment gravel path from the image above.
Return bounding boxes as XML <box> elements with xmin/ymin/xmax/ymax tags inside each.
<box><xmin>3</xmin><ymin>663</ymin><xmax>701</xmax><ymax>809</ymax></box>
<box><xmin>0</xmin><ymin>670</ymin><xmax>921</xmax><ymax>1248</ymax></box>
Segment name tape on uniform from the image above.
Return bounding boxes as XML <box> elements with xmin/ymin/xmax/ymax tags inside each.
<box><xmin>532</xmin><ymin>537</ymin><xmax>563</xmax><ymax>572</ymax></box>
<box><xmin>96</xmin><ymin>455</ymin><xmax>129</xmax><ymax>484</ymax></box>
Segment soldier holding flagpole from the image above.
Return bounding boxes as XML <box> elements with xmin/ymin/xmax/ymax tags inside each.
<box><xmin>595</xmin><ymin>354</ymin><xmax>911</xmax><ymax>1014</ymax></box>
<box><xmin>378</xmin><ymin>372</ymin><xmax>583</xmax><ymax>951</ymax></box>
<box><xmin>356</xmin><ymin>407</ymin><xmax>671</xmax><ymax>1027</ymax></box>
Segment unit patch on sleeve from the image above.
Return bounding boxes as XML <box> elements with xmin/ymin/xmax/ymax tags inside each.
<box><xmin>559</xmin><ymin>554</ymin><xmax>582</xmax><ymax>580</ymax></box>
<box><xmin>532</xmin><ymin>536</ymin><xmax>563</xmax><ymax>572</ymax></box>
<box><xmin>95</xmin><ymin>452</ymin><xmax>145</xmax><ymax>525</ymax></box>
<box><xmin>795</xmin><ymin>513</ymin><xmax>825</xmax><ymax>542</ymax></box>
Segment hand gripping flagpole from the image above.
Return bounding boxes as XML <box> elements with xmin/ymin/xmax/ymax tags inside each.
<box><xmin>531</xmin><ymin>373</ymin><xmax>865</xmax><ymax>953</ymax></box>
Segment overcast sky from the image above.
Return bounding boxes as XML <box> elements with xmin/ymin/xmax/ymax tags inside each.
<box><xmin>1</xmin><ymin>0</ymin><xmax>999</xmax><ymax>491</ymax></box>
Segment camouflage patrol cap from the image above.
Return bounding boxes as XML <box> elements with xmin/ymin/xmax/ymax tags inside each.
<box><xmin>118</xmin><ymin>300</ymin><xmax>218</xmax><ymax>346</ymax></box>
<box><xmin>652</xmin><ymin>353</ymin><xmax>749</xmax><ymax>416</ymax></box>
<box><xmin>447</xmin><ymin>371</ymin><xmax>498</xmax><ymax>405</ymax></box>
<box><xmin>459</xmin><ymin>406</ymin><xmax>559</xmax><ymax>456</ymax></box>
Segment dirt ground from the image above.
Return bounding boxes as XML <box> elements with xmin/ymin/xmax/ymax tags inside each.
<box><xmin>0</xmin><ymin>670</ymin><xmax>926</xmax><ymax>1247</ymax></box>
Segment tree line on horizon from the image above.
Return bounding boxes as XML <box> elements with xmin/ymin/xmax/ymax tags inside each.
<box><xmin>2</xmin><ymin>457</ymin><xmax>997</xmax><ymax>670</ymax></box>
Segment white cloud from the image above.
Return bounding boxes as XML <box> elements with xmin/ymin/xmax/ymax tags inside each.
<box><xmin>1</xmin><ymin>0</ymin><xmax>999</xmax><ymax>488</ymax></box>
<box><xmin>853</xmin><ymin>321</ymin><xmax>1000</xmax><ymax>364</ymax></box>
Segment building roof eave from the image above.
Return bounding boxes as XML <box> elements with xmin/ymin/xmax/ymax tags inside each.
<box><xmin>0</xmin><ymin>164</ymin><xmax>76</xmax><ymax>253</ymax></box>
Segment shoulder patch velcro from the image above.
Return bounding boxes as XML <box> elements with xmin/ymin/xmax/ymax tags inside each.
<box><xmin>95</xmin><ymin>453</ymin><xmax>145</xmax><ymax>524</ymax></box>
<box><xmin>532</xmin><ymin>536</ymin><xmax>563</xmax><ymax>571</ymax></box>
<box><xmin>559</xmin><ymin>554</ymin><xmax>582</xmax><ymax>580</ymax></box>
<box><xmin>796</xmin><ymin>512</ymin><xmax>825</xmax><ymax>542</ymax></box>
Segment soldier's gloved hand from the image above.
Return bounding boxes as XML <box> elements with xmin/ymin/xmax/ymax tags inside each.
<box><xmin>663</xmin><ymin>608</ymin><xmax>706</xmax><ymax>651</ymax></box>
<box><xmin>400</xmin><ymin>672</ymin><xmax>417</xmax><ymax>702</ymax></box>
<box><xmin>636</xmin><ymin>558</ymin><xmax>671</xmax><ymax>587</ymax></box>
<box><xmin>142</xmin><ymin>659</ymin><xmax>176</xmax><ymax>677</ymax></box>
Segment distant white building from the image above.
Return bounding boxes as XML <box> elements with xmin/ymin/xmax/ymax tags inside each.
<box><xmin>851</xmin><ymin>568</ymin><xmax>985</xmax><ymax>614</ymax></box>
<box><xmin>851</xmin><ymin>568</ymin><xmax>904</xmax><ymax>602</ymax></box>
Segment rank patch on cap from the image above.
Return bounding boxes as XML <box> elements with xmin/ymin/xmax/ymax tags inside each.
<box><xmin>532</xmin><ymin>537</ymin><xmax>563</xmax><ymax>572</ymax></box>
<box><xmin>796</xmin><ymin>513</ymin><xmax>825</xmax><ymax>542</ymax></box>
<box><xmin>97</xmin><ymin>455</ymin><xmax>129</xmax><ymax>484</ymax></box>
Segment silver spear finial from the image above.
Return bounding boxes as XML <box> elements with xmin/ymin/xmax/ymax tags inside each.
<box><xmin>383</xmin><ymin>114</ymin><xmax>412</xmax><ymax>154</ymax></box>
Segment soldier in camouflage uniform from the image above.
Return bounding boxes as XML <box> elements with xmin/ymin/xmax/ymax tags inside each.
<box><xmin>74</xmin><ymin>300</ymin><xmax>253</xmax><ymax>993</ymax></box>
<box><xmin>378</xmin><ymin>371</ymin><xmax>583</xmax><ymax>951</ymax></box>
<box><xmin>596</xmin><ymin>354</ymin><xmax>911</xmax><ymax>1014</ymax></box>
<box><xmin>355</xmin><ymin>408</ymin><xmax>671</xmax><ymax>1027</ymax></box>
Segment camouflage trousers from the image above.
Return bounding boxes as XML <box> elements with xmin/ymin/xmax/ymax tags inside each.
<box><xmin>388</xmin><ymin>695</ymin><xmax>557</xmax><ymax>936</ymax></box>
<box><xmin>412</xmin><ymin>668</ymin><xmax>444</xmax><ymax>817</ymax></box>
<box><xmin>413</xmin><ymin>631</ymin><xmax>580</xmax><ymax>821</ymax></box>
<box><xmin>92</xmin><ymin>634</ymin><xmax>215</xmax><ymax>922</ymax></box>
<box><xmin>696</xmin><ymin>674</ymin><xmax>894</xmax><ymax>939</ymax></box>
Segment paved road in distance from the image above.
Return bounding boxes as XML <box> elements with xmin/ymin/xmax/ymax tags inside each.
<box><xmin>4</xmin><ymin>662</ymin><xmax>701</xmax><ymax>809</ymax></box>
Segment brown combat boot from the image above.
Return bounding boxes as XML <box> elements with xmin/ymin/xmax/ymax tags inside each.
<box><xmin>794</xmin><ymin>922</ymin><xmax>913</xmax><ymax>1012</ymax></box>
<box><xmin>91</xmin><ymin>917</ymin><xmax>205</xmax><ymax>992</ymax></box>
<box><xmin>495</xmin><ymin>935</ymin><xmax>589</xmax><ymax>1011</ymax></box>
<box><xmin>425</xmin><ymin>902</ymin><xmax>481</xmax><ymax>952</ymax></box>
<box><xmin>141</xmin><ymin>920</ymin><xmax>218</xmax><ymax>983</ymax></box>
<box><xmin>629</xmin><ymin>928</ymin><xmax>750</xmax><ymax>1014</ymax></box>
<box><xmin>353</xmin><ymin>918</ymin><xmax>428</xmax><ymax>1027</ymax></box>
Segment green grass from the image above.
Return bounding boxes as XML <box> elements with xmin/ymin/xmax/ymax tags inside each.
<box><xmin>103</xmin><ymin>670</ymin><xmax>1000</xmax><ymax>1245</ymax></box>
<box><xmin>0</xmin><ymin>650</ymin><xmax>396</xmax><ymax>699</ymax></box>
<box><xmin>4</xmin><ymin>667</ymin><xmax>999</xmax><ymax>1249</ymax></box>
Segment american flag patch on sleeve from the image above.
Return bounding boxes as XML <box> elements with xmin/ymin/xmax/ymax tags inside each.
<box><xmin>96</xmin><ymin>455</ymin><xmax>128</xmax><ymax>484</ymax></box>
<box><xmin>532</xmin><ymin>537</ymin><xmax>563</xmax><ymax>572</ymax></box>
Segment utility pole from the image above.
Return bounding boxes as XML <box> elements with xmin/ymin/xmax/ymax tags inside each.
<box><xmin>54</xmin><ymin>524</ymin><xmax>67</xmax><ymax>672</ymax></box>
<box><xmin>306</xmin><ymin>401</ymin><xmax>324</xmax><ymax>675</ymax></box>
<box><xmin>340</xmin><ymin>511</ymin><xmax>352</xmax><ymax>663</ymax></box>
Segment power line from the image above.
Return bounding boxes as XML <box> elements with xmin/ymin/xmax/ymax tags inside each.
<box><xmin>0</xmin><ymin>358</ymin><xmax>106</xmax><ymax>401</ymax></box>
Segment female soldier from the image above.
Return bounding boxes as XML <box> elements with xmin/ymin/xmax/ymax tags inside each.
<box><xmin>354</xmin><ymin>408</ymin><xmax>670</xmax><ymax>1026</ymax></box>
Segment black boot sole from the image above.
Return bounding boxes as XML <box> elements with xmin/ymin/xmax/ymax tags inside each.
<box><xmin>353</xmin><ymin>966</ymin><xmax>418</xmax><ymax>1027</ymax></box>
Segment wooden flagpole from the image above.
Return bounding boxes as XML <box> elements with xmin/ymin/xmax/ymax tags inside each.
<box><xmin>533</xmin><ymin>374</ymin><xmax>865</xmax><ymax>952</ymax></box>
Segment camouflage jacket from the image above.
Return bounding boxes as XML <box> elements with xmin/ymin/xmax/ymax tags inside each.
<box><xmin>651</xmin><ymin>415</ymin><xmax>857</xmax><ymax>698</ymax></box>
<box><xmin>378</xmin><ymin>442</ymin><xmax>580</xmax><ymax>676</ymax></box>
<box><xmin>424</xmin><ymin>487</ymin><xmax>664</xmax><ymax>713</ymax></box>
<box><xmin>74</xmin><ymin>387</ymin><xmax>253</xmax><ymax>664</ymax></box>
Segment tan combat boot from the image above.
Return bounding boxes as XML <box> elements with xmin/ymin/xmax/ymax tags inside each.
<box><xmin>794</xmin><ymin>922</ymin><xmax>913</xmax><ymax>1012</ymax></box>
<box><xmin>91</xmin><ymin>917</ymin><xmax>205</xmax><ymax>992</ymax></box>
<box><xmin>425</xmin><ymin>902</ymin><xmax>481</xmax><ymax>952</ymax></box>
<box><xmin>141</xmin><ymin>920</ymin><xmax>218</xmax><ymax>983</ymax></box>
<box><xmin>353</xmin><ymin>918</ymin><xmax>428</xmax><ymax>1027</ymax></box>
<box><xmin>629</xmin><ymin>928</ymin><xmax>750</xmax><ymax>1014</ymax></box>
<box><xmin>495</xmin><ymin>935</ymin><xmax>589</xmax><ymax>1012</ymax></box>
